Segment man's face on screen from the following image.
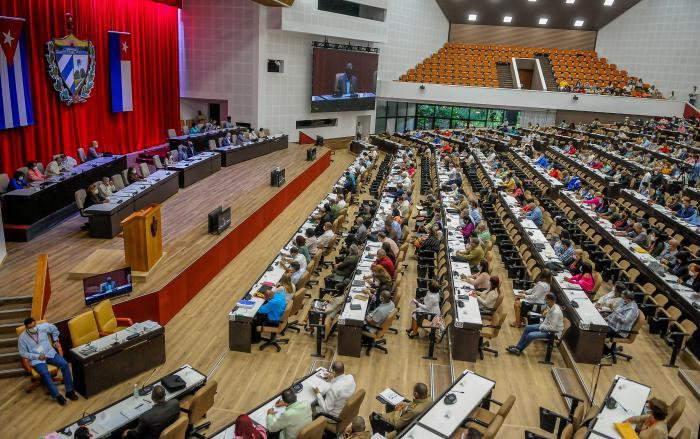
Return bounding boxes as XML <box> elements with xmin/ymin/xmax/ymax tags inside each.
<box><xmin>346</xmin><ymin>63</ymin><xmax>353</xmax><ymax>76</ymax></box>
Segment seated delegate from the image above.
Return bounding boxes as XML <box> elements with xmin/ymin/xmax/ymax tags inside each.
<box><xmin>7</xmin><ymin>171</ymin><xmax>29</xmax><ymax>191</ymax></box>
<box><xmin>507</xmin><ymin>293</ymin><xmax>564</xmax><ymax>356</ymax></box>
<box><xmin>18</xmin><ymin>318</ymin><xmax>78</xmax><ymax>405</ymax></box>
<box><xmin>266</xmin><ymin>388</ymin><xmax>313</xmax><ymax>439</ymax></box>
<box><xmin>251</xmin><ymin>289</ymin><xmax>287</xmax><ymax>344</ymax></box>
<box><xmin>313</xmin><ymin>361</ymin><xmax>356</xmax><ymax>418</ymax></box>
<box><xmin>122</xmin><ymin>385</ymin><xmax>180</xmax><ymax>439</ymax></box>
<box><xmin>369</xmin><ymin>383</ymin><xmax>431</xmax><ymax>438</ymax></box>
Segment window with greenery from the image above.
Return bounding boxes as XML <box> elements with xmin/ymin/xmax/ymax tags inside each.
<box><xmin>375</xmin><ymin>101</ymin><xmax>520</xmax><ymax>134</ymax></box>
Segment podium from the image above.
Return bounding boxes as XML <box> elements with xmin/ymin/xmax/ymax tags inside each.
<box><xmin>121</xmin><ymin>204</ymin><xmax>163</xmax><ymax>273</ymax></box>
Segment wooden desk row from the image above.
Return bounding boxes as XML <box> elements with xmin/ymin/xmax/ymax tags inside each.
<box><xmin>84</xmin><ymin>170</ymin><xmax>180</xmax><ymax>238</ymax></box>
<box><xmin>497</xmin><ymin>192</ymin><xmax>608</xmax><ymax>364</ymax></box>
<box><xmin>557</xmin><ymin>191</ymin><xmax>700</xmax><ymax>355</ymax></box>
<box><xmin>47</xmin><ymin>365</ymin><xmax>206</xmax><ymax>439</ymax></box>
<box><xmin>337</xmin><ymin>152</ymin><xmax>407</xmax><ymax>357</ymax></box>
<box><xmin>209</xmin><ymin>367</ymin><xmax>331</xmax><ymax>438</ymax></box>
<box><xmin>3</xmin><ymin>156</ymin><xmax>128</xmax><ymax>241</ymax></box>
<box><xmin>69</xmin><ymin>321</ymin><xmax>166</xmax><ymax>397</ymax></box>
<box><xmin>215</xmin><ymin>134</ymin><xmax>289</xmax><ymax>167</ymax></box>
<box><xmin>435</xmin><ymin>156</ymin><xmax>483</xmax><ymax>362</ymax></box>
<box><xmin>228</xmin><ymin>152</ymin><xmax>375</xmax><ymax>353</ymax></box>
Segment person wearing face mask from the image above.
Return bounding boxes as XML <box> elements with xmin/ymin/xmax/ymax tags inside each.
<box><xmin>678</xmin><ymin>263</ymin><xmax>700</xmax><ymax>292</ymax></box>
<box><xmin>18</xmin><ymin>317</ymin><xmax>78</xmax><ymax>405</ymax></box>
<box><xmin>85</xmin><ymin>183</ymin><xmax>107</xmax><ymax>207</ymax></box>
<box><xmin>602</xmin><ymin>290</ymin><xmax>640</xmax><ymax>356</ymax></box>
<box><xmin>7</xmin><ymin>170</ymin><xmax>29</xmax><ymax>191</ymax></box>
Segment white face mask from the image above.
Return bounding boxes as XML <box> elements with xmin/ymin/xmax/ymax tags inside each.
<box><xmin>27</xmin><ymin>327</ymin><xmax>38</xmax><ymax>334</ymax></box>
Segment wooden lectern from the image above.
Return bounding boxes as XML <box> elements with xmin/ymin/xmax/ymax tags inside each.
<box><xmin>121</xmin><ymin>204</ymin><xmax>163</xmax><ymax>272</ymax></box>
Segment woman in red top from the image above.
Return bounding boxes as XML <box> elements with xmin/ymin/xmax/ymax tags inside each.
<box><xmin>549</xmin><ymin>168</ymin><xmax>560</xmax><ymax>179</ymax></box>
<box><xmin>564</xmin><ymin>261</ymin><xmax>595</xmax><ymax>297</ymax></box>
<box><xmin>27</xmin><ymin>161</ymin><xmax>45</xmax><ymax>182</ymax></box>
<box><xmin>234</xmin><ymin>414</ymin><xmax>267</xmax><ymax>439</ymax></box>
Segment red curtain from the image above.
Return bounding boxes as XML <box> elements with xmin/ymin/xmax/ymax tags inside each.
<box><xmin>0</xmin><ymin>0</ymin><xmax>180</xmax><ymax>174</ymax></box>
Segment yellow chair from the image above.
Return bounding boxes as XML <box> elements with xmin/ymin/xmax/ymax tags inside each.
<box><xmin>180</xmin><ymin>379</ymin><xmax>218</xmax><ymax>437</ymax></box>
<box><xmin>67</xmin><ymin>311</ymin><xmax>100</xmax><ymax>347</ymax></box>
<box><xmin>159</xmin><ymin>413</ymin><xmax>189</xmax><ymax>439</ymax></box>
<box><xmin>15</xmin><ymin>321</ymin><xmax>64</xmax><ymax>393</ymax></box>
<box><xmin>92</xmin><ymin>299</ymin><xmax>133</xmax><ymax>336</ymax></box>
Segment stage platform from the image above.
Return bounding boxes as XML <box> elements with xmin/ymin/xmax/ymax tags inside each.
<box><xmin>0</xmin><ymin>144</ymin><xmax>331</xmax><ymax>323</ymax></box>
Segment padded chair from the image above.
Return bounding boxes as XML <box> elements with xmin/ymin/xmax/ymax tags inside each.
<box><xmin>166</xmin><ymin>128</ymin><xmax>177</xmax><ymax>137</ymax></box>
<box><xmin>153</xmin><ymin>155</ymin><xmax>164</xmax><ymax>170</ymax></box>
<box><xmin>297</xmin><ymin>416</ymin><xmax>327</xmax><ymax>439</ymax></box>
<box><xmin>112</xmin><ymin>174</ymin><xmax>125</xmax><ymax>190</ymax></box>
<box><xmin>0</xmin><ymin>173</ymin><xmax>9</xmax><ymax>194</ymax></box>
<box><xmin>607</xmin><ymin>312</ymin><xmax>645</xmax><ymax>363</ymax></box>
<box><xmin>92</xmin><ymin>299</ymin><xmax>134</xmax><ymax>336</ymax></box>
<box><xmin>77</xmin><ymin>147</ymin><xmax>88</xmax><ymax>163</ymax></box>
<box><xmin>478</xmin><ymin>306</ymin><xmax>506</xmax><ymax>359</ymax></box>
<box><xmin>666</xmin><ymin>395</ymin><xmax>685</xmax><ymax>431</ymax></box>
<box><xmin>180</xmin><ymin>379</ymin><xmax>218</xmax><ymax>438</ymax></box>
<box><xmin>122</xmin><ymin>169</ymin><xmax>130</xmax><ymax>186</ymax></box>
<box><xmin>673</xmin><ymin>427</ymin><xmax>692</xmax><ymax>439</ymax></box>
<box><xmin>139</xmin><ymin>162</ymin><xmax>151</xmax><ymax>178</ymax></box>
<box><xmin>466</xmin><ymin>395</ymin><xmax>516</xmax><ymax>436</ymax></box>
<box><xmin>68</xmin><ymin>310</ymin><xmax>101</xmax><ymax>347</ymax></box>
<box><xmin>15</xmin><ymin>321</ymin><xmax>64</xmax><ymax>392</ymax></box>
<box><xmin>361</xmin><ymin>309</ymin><xmax>397</xmax><ymax>355</ymax></box>
<box><xmin>159</xmin><ymin>413</ymin><xmax>189</xmax><ymax>439</ymax></box>
<box><xmin>321</xmin><ymin>388</ymin><xmax>366</xmax><ymax>435</ymax></box>
<box><xmin>257</xmin><ymin>304</ymin><xmax>292</xmax><ymax>352</ymax></box>
<box><xmin>665</xmin><ymin>319</ymin><xmax>697</xmax><ymax>367</ymax></box>
<box><xmin>285</xmin><ymin>289</ymin><xmax>306</xmax><ymax>333</ymax></box>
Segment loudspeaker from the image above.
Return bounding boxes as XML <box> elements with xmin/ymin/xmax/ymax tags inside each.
<box><xmin>267</xmin><ymin>59</ymin><xmax>283</xmax><ymax>73</ymax></box>
<box><xmin>315</xmin><ymin>135</ymin><xmax>324</xmax><ymax>146</ymax></box>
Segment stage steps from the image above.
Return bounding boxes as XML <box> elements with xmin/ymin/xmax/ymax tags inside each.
<box><xmin>0</xmin><ymin>295</ymin><xmax>33</xmax><ymax>379</ymax></box>
<box><xmin>535</xmin><ymin>55</ymin><xmax>559</xmax><ymax>91</ymax></box>
<box><xmin>496</xmin><ymin>63</ymin><xmax>515</xmax><ymax>89</ymax></box>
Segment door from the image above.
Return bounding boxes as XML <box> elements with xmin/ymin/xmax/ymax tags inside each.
<box><xmin>208</xmin><ymin>103</ymin><xmax>220</xmax><ymax>124</ymax></box>
<box><xmin>356</xmin><ymin>115</ymin><xmax>371</xmax><ymax>139</ymax></box>
<box><xmin>518</xmin><ymin>69</ymin><xmax>533</xmax><ymax>90</ymax></box>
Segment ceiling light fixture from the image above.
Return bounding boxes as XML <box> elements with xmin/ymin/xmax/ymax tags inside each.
<box><xmin>566</xmin><ymin>0</ymin><xmax>575</xmax><ymax>4</ymax></box>
<box><xmin>603</xmin><ymin>0</ymin><xmax>614</xmax><ymax>5</ymax></box>
<box><xmin>539</xmin><ymin>17</ymin><xmax>549</xmax><ymax>25</ymax></box>
<box><xmin>503</xmin><ymin>15</ymin><xmax>513</xmax><ymax>23</ymax></box>
<box><xmin>468</xmin><ymin>14</ymin><xmax>477</xmax><ymax>21</ymax></box>
<box><xmin>574</xmin><ymin>19</ymin><xmax>584</xmax><ymax>27</ymax></box>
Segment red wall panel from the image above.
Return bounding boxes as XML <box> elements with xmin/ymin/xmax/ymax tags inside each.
<box><xmin>0</xmin><ymin>0</ymin><xmax>180</xmax><ymax>174</ymax></box>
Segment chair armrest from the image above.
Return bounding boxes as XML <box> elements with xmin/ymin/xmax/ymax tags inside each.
<box><xmin>116</xmin><ymin>317</ymin><xmax>134</xmax><ymax>326</ymax></box>
<box><xmin>365</xmin><ymin>323</ymin><xmax>382</xmax><ymax>330</ymax></box>
<box><xmin>98</xmin><ymin>331</ymin><xmax>111</xmax><ymax>337</ymax></box>
<box><xmin>180</xmin><ymin>407</ymin><xmax>191</xmax><ymax>414</ymax></box>
<box><xmin>486</xmin><ymin>397</ymin><xmax>503</xmax><ymax>406</ymax></box>
<box><xmin>465</xmin><ymin>417</ymin><xmax>490</xmax><ymax>428</ymax></box>
<box><xmin>560</xmin><ymin>393</ymin><xmax>584</xmax><ymax>404</ymax></box>
<box><xmin>316</xmin><ymin>412</ymin><xmax>341</xmax><ymax>423</ymax></box>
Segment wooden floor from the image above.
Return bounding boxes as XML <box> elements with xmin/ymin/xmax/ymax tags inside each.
<box><xmin>1</xmin><ymin>149</ymin><xmax>699</xmax><ymax>438</ymax></box>
<box><xmin>0</xmin><ymin>144</ymin><xmax>330</xmax><ymax>321</ymax></box>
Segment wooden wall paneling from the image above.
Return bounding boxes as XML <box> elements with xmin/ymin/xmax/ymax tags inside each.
<box><xmin>449</xmin><ymin>24</ymin><xmax>597</xmax><ymax>51</ymax></box>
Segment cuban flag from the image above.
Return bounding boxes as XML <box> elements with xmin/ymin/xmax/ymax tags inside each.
<box><xmin>108</xmin><ymin>31</ymin><xmax>133</xmax><ymax>112</ymax></box>
<box><xmin>0</xmin><ymin>16</ymin><xmax>34</xmax><ymax>130</ymax></box>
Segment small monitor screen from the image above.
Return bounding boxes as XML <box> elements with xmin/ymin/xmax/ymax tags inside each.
<box><xmin>83</xmin><ymin>267</ymin><xmax>132</xmax><ymax>306</ymax></box>
<box><xmin>311</xmin><ymin>47</ymin><xmax>378</xmax><ymax>113</ymax></box>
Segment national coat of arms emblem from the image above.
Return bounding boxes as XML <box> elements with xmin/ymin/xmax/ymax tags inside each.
<box><xmin>45</xmin><ymin>32</ymin><xmax>96</xmax><ymax>105</ymax></box>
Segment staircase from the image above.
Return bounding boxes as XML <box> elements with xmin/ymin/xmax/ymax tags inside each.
<box><xmin>536</xmin><ymin>55</ymin><xmax>559</xmax><ymax>91</ymax></box>
<box><xmin>496</xmin><ymin>63</ymin><xmax>515</xmax><ymax>89</ymax></box>
<box><xmin>0</xmin><ymin>296</ymin><xmax>33</xmax><ymax>379</ymax></box>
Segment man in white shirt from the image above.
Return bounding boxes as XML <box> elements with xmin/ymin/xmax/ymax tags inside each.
<box><xmin>507</xmin><ymin>293</ymin><xmax>563</xmax><ymax>355</ymax></box>
<box><xmin>288</xmin><ymin>261</ymin><xmax>306</xmax><ymax>287</ymax></box>
<box><xmin>318</xmin><ymin>222</ymin><xmax>335</xmax><ymax>251</ymax></box>
<box><xmin>337</xmin><ymin>194</ymin><xmax>347</xmax><ymax>210</ymax></box>
<box><xmin>59</xmin><ymin>153</ymin><xmax>77</xmax><ymax>171</ymax></box>
<box><xmin>313</xmin><ymin>361</ymin><xmax>356</xmax><ymax>418</ymax></box>
<box><xmin>282</xmin><ymin>247</ymin><xmax>307</xmax><ymax>272</ymax></box>
<box><xmin>44</xmin><ymin>158</ymin><xmax>61</xmax><ymax>177</ymax></box>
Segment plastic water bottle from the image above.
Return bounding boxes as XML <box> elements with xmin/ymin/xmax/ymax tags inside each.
<box><xmin>133</xmin><ymin>384</ymin><xmax>139</xmax><ymax>398</ymax></box>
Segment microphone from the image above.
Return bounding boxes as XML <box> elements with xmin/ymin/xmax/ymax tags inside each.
<box><xmin>138</xmin><ymin>366</ymin><xmax>161</xmax><ymax>395</ymax></box>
